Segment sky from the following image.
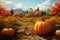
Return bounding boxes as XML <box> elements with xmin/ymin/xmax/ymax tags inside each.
<box><xmin>0</xmin><ymin>0</ymin><xmax>57</xmax><ymax>11</ymax></box>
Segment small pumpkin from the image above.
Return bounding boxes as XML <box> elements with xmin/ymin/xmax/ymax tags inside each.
<box><xmin>1</xmin><ymin>28</ymin><xmax>15</xmax><ymax>37</ymax></box>
<box><xmin>55</xmin><ymin>30</ymin><xmax>60</xmax><ymax>36</ymax></box>
<box><xmin>34</xmin><ymin>17</ymin><xmax>52</xmax><ymax>35</ymax></box>
<box><xmin>13</xmin><ymin>11</ymin><xmax>20</xmax><ymax>17</ymax></box>
<box><xmin>25</xmin><ymin>13</ymin><xmax>30</xmax><ymax>18</ymax></box>
<box><xmin>34</xmin><ymin>7</ymin><xmax>41</xmax><ymax>16</ymax></box>
<box><xmin>34</xmin><ymin>11</ymin><xmax>41</xmax><ymax>16</ymax></box>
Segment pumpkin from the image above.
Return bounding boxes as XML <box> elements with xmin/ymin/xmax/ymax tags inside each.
<box><xmin>34</xmin><ymin>19</ymin><xmax>52</xmax><ymax>35</ymax></box>
<box><xmin>1</xmin><ymin>28</ymin><xmax>15</xmax><ymax>37</ymax></box>
<box><xmin>34</xmin><ymin>11</ymin><xmax>41</xmax><ymax>16</ymax></box>
<box><xmin>13</xmin><ymin>11</ymin><xmax>20</xmax><ymax>17</ymax></box>
<box><xmin>25</xmin><ymin>13</ymin><xmax>30</xmax><ymax>17</ymax></box>
<box><xmin>55</xmin><ymin>30</ymin><xmax>60</xmax><ymax>36</ymax></box>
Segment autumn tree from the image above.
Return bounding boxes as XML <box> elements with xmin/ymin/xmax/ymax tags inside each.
<box><xmin>49</xmin><ymin>0</ymin><xmax>60</xmax><ymax>16</ymax></box>
<box><xmin>0</xmin><ymin>7</ymin><xmax>12</xmax><ymax>17</ymax></box>
<box><xmin>0</xmin><ymin>1</ymin><xmax>12</xmax><ymax>17</ymax></box>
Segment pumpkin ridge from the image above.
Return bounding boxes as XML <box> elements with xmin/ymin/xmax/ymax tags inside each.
<box><xmin>34</xmin><ymin>20</ymin><xmax>52</xmax><ymax>35</ymax></box>
<box><xmin>39</xmin><ymin>21</ymin><xmax>43</xmax><ymax>35</ymax></box>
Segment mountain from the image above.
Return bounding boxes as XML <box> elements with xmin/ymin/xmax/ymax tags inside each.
<box><xmin>13</xmin><ymin>8</ymin><xmax>25</xmax><ymax>13</ymax></box>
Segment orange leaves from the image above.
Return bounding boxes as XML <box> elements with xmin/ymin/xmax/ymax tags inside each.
<box><xmin>49</xmin><ymin>2</ymin><xmax>60</xmax><ymax>16</ymax></box>
<box><xmin>2</xmin><ymin>10</ymin><xmax>12</xmax><ymax>16</ymax></box>
<box><xmin>57</xmin><ymin>0</ymin><xmax>60</xmax><ymax>3</ymax></box>
<box><xmin>0</xmin><ymin>7</ymin><xmax>12</xmax><ymax>17</ymax></box>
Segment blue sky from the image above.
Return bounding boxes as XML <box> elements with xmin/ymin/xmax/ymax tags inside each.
<box><xmin>1</xmin><ymin>0</ymin><xmax>57</xmax><ymax>10</ymax></box>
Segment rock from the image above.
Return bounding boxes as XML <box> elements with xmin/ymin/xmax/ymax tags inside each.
<box><xmin>23</xmin><ymin>31</ymin><xmax>31</xmax><ymax>36</ymax></box>
<box><xmin>17</xmin><ymin>29</ymin><xmax>25</xmax><ymax>34</ymax></box>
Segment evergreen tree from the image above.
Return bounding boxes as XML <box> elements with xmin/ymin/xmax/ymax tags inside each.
<box><xmin>26</xmin><ymin>10</ymin><xmax>28</xmax><ymax>13</ymax></box>
<box><xmin>46</xmin><ymin>9</ymin><xmax>50</xmax><ymax>16</ymax></box>
<box><xmin>37</xmin><ymin>7</ymin><xmax>39</xmax><ymax>11</ymax></box>
<box><xmin>10</xmin><ymin>8</ymin><xmax>14</xmax><ymax>15</ymax></box>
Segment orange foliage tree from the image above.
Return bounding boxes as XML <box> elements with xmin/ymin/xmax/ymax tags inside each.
<box><xmin>0</xmin><ymin>7</ymin><xmax>12</xmax><ymax>17</ymax></box>
<box><xmin>49</xmin><ymin>0</ymin><xmax>60</xmax><ymax>16</ymax></box>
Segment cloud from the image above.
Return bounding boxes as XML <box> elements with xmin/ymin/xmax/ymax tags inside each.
<box><xmin>14</xmin><ymin>3</ymin><xmax>23</xmax><ymax>8</ymax></box>
<box><xmin>14</xmin><ymin>3</ymin><xmax>28</xmax><ymax>10</ymax></box>
<box><xmin>0</xmin><ymin>0</ymin><xmax>25</xmax><ymax>10</ymax></box>
<box><xmin>36</xmin><ymin>0</ymin><xmax>50</xmax><ymax>11</ymax></box>
<box><xmin>1</xmin><ymin>0</ymin><xmax>13</xmax><ymax>6</ymax></box>
<box><xmin>1</xmin><ymin>0</ymin><xmax>51</xmax><ymax>11</ymax></box>
<box><xmin>22</xmin><ymin>6</ymin><xmax>28</xmax><ymax>10</ymax></box>
<box><xmin>1</xmin><ymin>0</ymin><xmax>27</xmax><ymax>10</ymax></box>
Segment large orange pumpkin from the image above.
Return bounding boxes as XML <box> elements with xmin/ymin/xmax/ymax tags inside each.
<box><xmin>34</xmin><ymin>19</ymin><xmax>52</xmax><ymax>35</ymax></box>
<box><xmin>55</xmin><ymin>30</ymin><xmax>60</xmax><ymax>36</ymax></box>
<box><xmin>25</xmin><ymin>13</ymin><xmax>30</xmax><ymax>17</ymax></box>
<box><xmin>1</xmin><ymin>28</ymin><xmax>15</xmax><ymax>37</ymax></box>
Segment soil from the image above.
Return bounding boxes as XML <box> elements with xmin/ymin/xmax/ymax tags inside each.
<box><xmin>0</xmin><ymin>18</ymin><xmax>60</xmax><ymax>40</ymax></box>
<box><xmin>16</xmin><ymin>18</ymin><xmax>60</xmax><ymax>40</ymax></box>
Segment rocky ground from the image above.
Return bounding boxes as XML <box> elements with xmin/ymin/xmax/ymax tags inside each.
<box><xmin>16</xmin><ymin>19</ymin><xmax>46</xmax><ymax>40</ymax></box>
<box><xmin>0</xmin><ymin>18</ymin><xmax>60</xmax><ymax>40</ymax></box>
<box><xmin>15</xmin><ymin>18</ymin><xmax>60</xmax><ymax>40</ymax></box>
